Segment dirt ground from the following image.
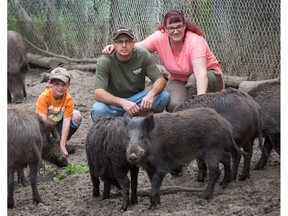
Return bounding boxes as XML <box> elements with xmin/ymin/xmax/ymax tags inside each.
<box><xmin>7</xmin><ymin>68</ymin><xmax>280</xmax><ymax>216</ymax></box>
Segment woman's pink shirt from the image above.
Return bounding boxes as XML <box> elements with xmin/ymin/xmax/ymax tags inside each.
<box><xmin>142</xmin><ymin>30</ymin><xmax>222</xmax><ymax>82</ymax></box>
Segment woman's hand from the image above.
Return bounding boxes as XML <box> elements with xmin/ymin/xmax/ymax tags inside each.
<box><xmin>102</xmin><ymin>44</ymin><xmax>115</xmax><ymax>54</ymax></box>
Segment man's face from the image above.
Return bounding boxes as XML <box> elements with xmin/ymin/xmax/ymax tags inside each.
<box><xmin>113</xmin><ymin>34</ymin><xmax>135</xmax><ymax>58</ymax></box>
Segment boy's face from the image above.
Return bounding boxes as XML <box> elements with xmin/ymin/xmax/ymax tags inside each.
<box><xmin>49</xmin><ymin>79</ymin><xmax>70</xmax><ymax>99</ymax></box>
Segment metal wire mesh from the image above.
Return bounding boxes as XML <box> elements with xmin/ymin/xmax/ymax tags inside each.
<box><xmin>8</xmin><ymin>0</ymin><xmax>280</xmax><ymax>80</ymax></box>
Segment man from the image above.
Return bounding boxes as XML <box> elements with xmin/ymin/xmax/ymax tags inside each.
<box><xmin>90</xmin><ymin>27</ymin><xmax>169</xmax><ymax>120</ymax></box>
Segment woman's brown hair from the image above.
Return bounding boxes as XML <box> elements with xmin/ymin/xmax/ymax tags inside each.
<box><xmin>158</xmin><ymin>10</ymin><xmax>203</xmax><ymax>36</ymax></box>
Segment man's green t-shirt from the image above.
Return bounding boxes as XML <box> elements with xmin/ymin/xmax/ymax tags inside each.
<box><xmin>95</xmin><ymin>46</ymin><xmax>163</xmax><ymax>98</ymax></box>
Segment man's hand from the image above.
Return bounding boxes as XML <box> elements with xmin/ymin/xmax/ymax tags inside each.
<box><xmin>141</xmin><ymin>94</ymin><xmax>154</xmax><ymax>110</ymax></box>
<box><xmin>122</xmin><ymin>100</ymin><xmax>141</xmax><ymax>116</ymax></box>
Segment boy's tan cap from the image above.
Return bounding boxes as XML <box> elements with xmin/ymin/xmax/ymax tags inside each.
<box><xmin>50</xmin><ymin>68</ymin><xmax>71</xmax><ymax>83</ymax></box>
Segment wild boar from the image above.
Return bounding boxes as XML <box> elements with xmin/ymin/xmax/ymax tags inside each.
<box><xmin>85</xmin><ymin>116</ymin><xmax>139</xmax><ymax>211</ymax></box>
<box><xmin>124</xmin><ymin>108</ymin><xmax>248</xmax><ymax>209</ymax></box>
<box><xmin>174</xmin><ymin>88</ymin><xmax>264</xmax><ymax>181</ymax></box>
<box><xmin>248</xmin><ymin>79</ymin><xmax>280</xmax><ymax>169</ymax></box>
<box><xmin>8</xmin><ymin>108</ymin><xmax>67</xmax><ymax>208</ymax></box>
<box><xmin>8</xmin><ymin>30</ymin><xmax>29</xmax><ymax>103</ymax></box>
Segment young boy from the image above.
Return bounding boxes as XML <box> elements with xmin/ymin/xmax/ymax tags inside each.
<box><xmin>35</xmin><ymin>67</ymin><xmax>82</xmax><ymax>157</ymax></box>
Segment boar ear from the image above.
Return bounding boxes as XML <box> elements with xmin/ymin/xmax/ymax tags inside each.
<box><xmin>123</xmin><ymin>112</ymin><xmax>133</xmax><ymax>126</ymax></box>
<box><xmin>46</xmin><ymin>124</ymin><xmax>59</xmax><ymax>143</ymax></box>
<box><xmin>142</xmin><ymin>113</ymin><xmax>154</xmax><ymax>132</ymax></box>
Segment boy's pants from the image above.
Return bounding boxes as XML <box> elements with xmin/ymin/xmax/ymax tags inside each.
<box><xmin>90</xmin><ymin>89</ymin><xmax>170</xmax><ymax>121</ymax></box>
<box><xmin>56</xmin><ymin>118</ymin><xmax>82</xmax><ymax>140</ymax></box>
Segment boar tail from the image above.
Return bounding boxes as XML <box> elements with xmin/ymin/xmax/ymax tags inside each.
<box><xmin>230</xmin><ymin>135</ymin><xmax>251</xmax><ymax>159</ymax></box>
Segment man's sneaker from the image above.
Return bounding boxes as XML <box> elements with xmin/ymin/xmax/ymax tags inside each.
<box><xmin>66</xmin><ymin>144</ymin><xmax>76</xmax><ymax>154</ymax></box>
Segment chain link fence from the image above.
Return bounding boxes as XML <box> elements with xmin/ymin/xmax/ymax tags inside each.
<box><xmin>8</xmin><ymin>0</ymin><xmax>280</xmax><ymax>80</ymax></box>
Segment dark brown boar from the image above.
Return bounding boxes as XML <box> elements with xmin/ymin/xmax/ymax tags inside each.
<box><xmin>248</xmin><ymin>79</ymin><xmax>280</xmax><ymax>170</ymax></box>
<box><xmin>8</xmin><ymin>30</ymin><xmax>29</xmax><ymax>103</ymax></box>
<box><xmin>85</xmin><ymin>116</ymin><xmax>139</xmax><ymax>211</ymax></box>
<box><xmin>7</xmin><ymin>108</ymin><xmax>67</xmax><ymax>208</ymax></box>
<box><xmin>124</xmin><ymin>108</ymin><xmax>249</xmax><ymax>210</ymax></box>
<box><xmin>174</xmin><ymin>88</ymin><xmax>264</xmax><ymax>181</ymax></box>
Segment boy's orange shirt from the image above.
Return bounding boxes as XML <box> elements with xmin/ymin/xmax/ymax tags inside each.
<box><xmin>35</xmin><ymin>88</ymin><xmax>74</xmax><ymax>126</ymax></box>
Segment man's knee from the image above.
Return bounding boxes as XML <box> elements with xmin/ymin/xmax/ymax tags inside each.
<box><xmin>90</xmin><ymin>102</ymin><xmax>117</xmax><ymax>121</ymax></box>
<box><xmin>153</xmin><ymin>90</ymin><xmax>170</xmax><ymax>112</ymax></box>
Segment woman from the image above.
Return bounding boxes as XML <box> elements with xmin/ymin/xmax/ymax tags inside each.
<box><xmin>103</xmin><ymin>10</ymin><xmax>223</xmax><ymax>112</ymax></box>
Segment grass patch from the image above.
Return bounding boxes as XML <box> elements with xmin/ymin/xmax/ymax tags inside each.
<box><xmin>40</xmin><ymin>184</ymin><xmax>48</xmax><ymax>190</ymax></box>
<box><xmin>53</xmin><ymin>163</ymin><xmax>89</xmax><ymax>182</ymax></box>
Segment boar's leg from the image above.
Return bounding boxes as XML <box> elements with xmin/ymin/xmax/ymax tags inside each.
<box><xmin>130</xmin><ymin>166</ymin><xmax>139</xmax><ymax>205</ymax></box>
<box><xmin>219</xmin><ymin>152</ymin><xmax>232</xmax><ymax>188</ymax></box>
<box><xmin>21</xmin><ymin>74</ymin><xmax>27</xmax><ymax>99</ymax></box>
<box><xmin>17</xmin><ymin>168</ymin><xmax>29</xmax><ymax>186</ymax></box>
<box><xmin>29</xmin><ymin>163</ymin><xmax>42</xmax><ymax>204</ymax></box>
<box><xmin>8</xmin><ymin>89</ymin><xmax>12</xmax><ymax>103</ymax></box>
<box><xmin>196</xmin><ymin>157</ymin><xmax>207</xmax><ymax>182</ymax></box>
<box><xmin>114</xmin><ymin>169</ymin><xmax>131</xmax><ymax>211</ymax></box>
<box><xmin>90</xmin><ymin>172</ymin><xmax>100</xmax><ymax>197</ymax></box>
<box><xmin>87</xmin><ymin>155</ymin><xmax>100</xmax><ymax>197</ymax></box>
<box><xmin>201</xmin><ymin>155</ymin><xmax>221</xmax><ymax>200</ymax></box>
<box><xmin>231</xmin><ymin>149</ymin><xmax>241</xmax><ymax>181</ymax></box>
<box><xmin>102</xmin><ymin>178</ymin><xmax>112</xmax><ymax>200</ymax></box>
<box><xmin>8</xmin><ymin>168</ymin><xmax>15</xmax><ymax>208</ymax></box>
<box><xmin>254</xmin><ymin>137</ymin><xmax>274</xmax><ymax>170</ymax></box>
<box><xmin>147</xmin><ymin>169</ymin><xmax>165</xmax><ymax>210</ymax></box>
<box><xmin>259</xmin><ymin>133</ymin><xmax>280</xmax><ymax>171</ymax></box>
<box><xmin>270</xmin><ymin>133</ymin><xmax>280</xmax><ymax>155</ymax></box>
<box><xmin>238</xmin><ymin>140</ymin><xmax>253</xmax><ymax>181</ymax></box>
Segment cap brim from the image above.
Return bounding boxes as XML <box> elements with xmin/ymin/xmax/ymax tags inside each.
<box><xmin>113</xmin><ymin>32</ymin><xmax>134</xmax><ymax>40</ymax></box>
<box><xmin>50</xmin><ymin>76</ymin><xmax>69</xmax><ymax>83</ymax></box>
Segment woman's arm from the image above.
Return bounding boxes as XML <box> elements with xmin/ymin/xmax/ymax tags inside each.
<box><xmin>192</xmin><ymin>57</ymin><xmax>208</xmax><ymax>95</ymax></box>
<box><xmin>101</xmin><ymin>41</ymin><xmax>148</xmax><ymax>54</ymax></box>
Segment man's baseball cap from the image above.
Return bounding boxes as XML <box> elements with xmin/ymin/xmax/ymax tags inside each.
<box><xmin>112</xmin><ymin>27</ymin><xmax>134</xmax><ymax>40</ymax></box>
<box><xmin>50</xmin><ymin>67</ymin><xmax>71</xmax><ymax>83</ymax></box>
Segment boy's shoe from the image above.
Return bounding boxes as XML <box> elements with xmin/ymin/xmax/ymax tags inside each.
<box><xmin>66</xmin><ymin>144</ymin><xmax>76</xmax><ymax>154</ymax></box>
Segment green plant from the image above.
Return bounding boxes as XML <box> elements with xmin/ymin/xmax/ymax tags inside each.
<box><xmin>53</xmin><ymin>163</ymin><xmax>89</xmax><ymax>182</ymax></box>
<box><xmin>40</xmin><ymin>184</ymin><xmax>48</xmax><ymax>190</ymax></box>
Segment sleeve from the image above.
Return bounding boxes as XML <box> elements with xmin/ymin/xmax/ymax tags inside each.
<box><xmin>141</xmin><ymin>32</ymin><xmax>159</xmax><ymax>52</ymax></box>
<box><xmin>95</xmin><ymin>56</ymin><xmax>110</xmax><ymax>89</ymax></box>
<box><xmin>143</xmin><ymin>49</ymin><xmax>163</xmax><ymax>82</ymax></box>
<box><xmin>190</xmin><ymin>36</ymin><xmax>208</xmax><ymax>60</ymax></box>
<box><xmin>35</xmin><ymin>94</ymin><xmax>48</xmax><ymax>114</ymax></box>
<box><xmin>63</xmin><ymin>97</ymin><xmax>74</xmax><ymax>119</ymax></box>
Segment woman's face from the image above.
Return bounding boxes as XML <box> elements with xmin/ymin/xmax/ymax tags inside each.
<box><xmin>165</xmin><ymin>20</ymin><xmax>186</xmax><ymax>43</ymax></box>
